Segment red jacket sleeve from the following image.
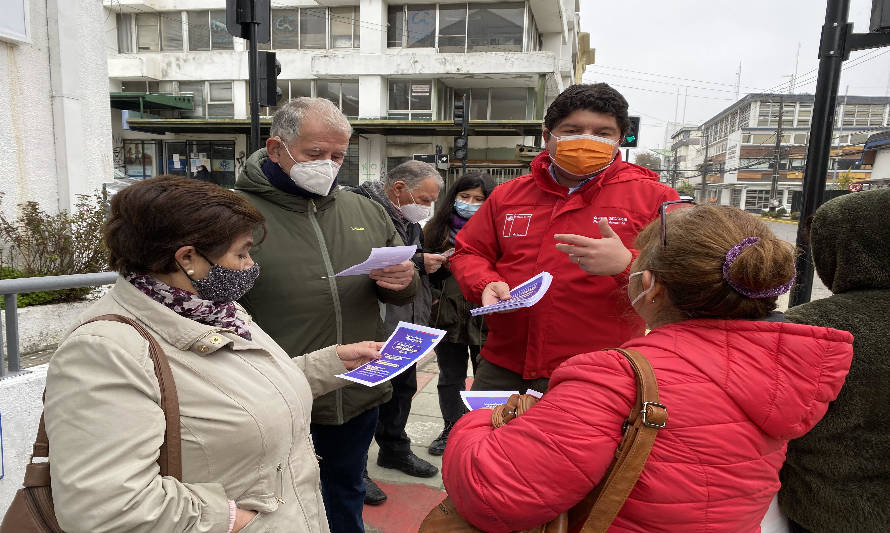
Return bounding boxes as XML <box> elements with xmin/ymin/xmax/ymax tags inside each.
<box><xmin>449</xmin><ymin>195</ymin><xmax>505</xmax><ymax>304</ymax></box>
<box><xmin>441</xmin><ymin>351</ymin><xmax>637</xmax><ymax>532</ymax></box>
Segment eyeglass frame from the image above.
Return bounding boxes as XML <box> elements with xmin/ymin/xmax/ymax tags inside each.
<box><xmin>659</xmin><ymin>200</ymin><xmax>697</xmax><ymax>247</ymax></box>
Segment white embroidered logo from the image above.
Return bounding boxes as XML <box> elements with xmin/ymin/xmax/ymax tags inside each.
<box><xmin>592</xmin><ymin>216</ymin><xmax>629</xmax><ymax>225</ymax></box>
<box><xmin>502</xmin><ymin>213</ymin><xmax>533</xmax><ymax>237</ymax></box>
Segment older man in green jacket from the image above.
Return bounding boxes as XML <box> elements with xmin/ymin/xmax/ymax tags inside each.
<box><xmin>237</xmin><ymin>97</ymin><xmax>418</xmax><ymax>533</ymax></box>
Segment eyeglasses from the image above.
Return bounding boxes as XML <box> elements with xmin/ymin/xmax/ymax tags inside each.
<box><xmin>659</xmin><ymin>200</ymin><xmax>696</xmax><ymax>247</ymax></box>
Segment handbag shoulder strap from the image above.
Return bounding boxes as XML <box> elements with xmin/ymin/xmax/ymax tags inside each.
<box><xmin>28</xmin><ymin>313</ymin><xmax>182</xmax><ymax>482</ymax></box>
<box><xmin>568</xmin><ymin>348</ymin><xmax>667</xmax><ymax>533</ymax></box>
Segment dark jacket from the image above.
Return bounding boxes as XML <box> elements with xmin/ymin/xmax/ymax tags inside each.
<box><xmin>426</xmin><ymin>221</ymin><xmax>486</xmax><ymax>346</ymax></box>
<box><xmin>350</xmin><ymin>181</ymin><xmax>432</xmax><ymax>334</ymax></box>
<box><xmin>236</xmin><ymin>149</ymin><xmax>419</xmax><ymax>425</ymax></box>
<box><xmin>779</xmin><ymin>188</ymin><xmax>890</xmax><ymax>533</ymax></box>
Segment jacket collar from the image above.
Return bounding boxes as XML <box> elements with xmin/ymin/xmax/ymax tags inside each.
<box><xmin>109</xmin><ymin>276</ymin><xmax>255</xmax><ymax>356</ymax></box>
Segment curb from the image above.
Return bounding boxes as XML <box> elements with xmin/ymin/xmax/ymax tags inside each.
<box><xmin>759</xmin><ymin>217</ymin><xmax>798</xmax><ymax>225</ymax></box>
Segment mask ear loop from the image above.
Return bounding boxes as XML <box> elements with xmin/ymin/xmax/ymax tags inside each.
<box><xmin>629</xmin><ymin>271</ymin><xmax>656</xmax><ymax>307</ymax></box>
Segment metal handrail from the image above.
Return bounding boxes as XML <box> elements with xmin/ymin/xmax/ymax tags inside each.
<box><xmin>1</xmin><ymin>272</ymin><xmax>118</xmax><ymax>377</ymax></box>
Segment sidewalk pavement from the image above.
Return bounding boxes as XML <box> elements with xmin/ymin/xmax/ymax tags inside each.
<box><xmin>362</xmin><ymin>355</ymin><xmax>456</xmax><ymax>533</ymax></box>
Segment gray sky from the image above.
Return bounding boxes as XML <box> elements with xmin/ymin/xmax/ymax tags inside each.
<box><xmin>578</xmin><ymin>0</ymin><xmax>890</xmax><ymax>158</ymax></box>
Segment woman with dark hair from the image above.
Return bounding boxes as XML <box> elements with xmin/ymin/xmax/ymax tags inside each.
<box><xmin>42</xmin><ymin>175</ymin><xmax>382</xmax><ymax>533</ymax></box>
<box><xmin>423</xmin><ymin>171</ymin><xmax>496</xmax><ymax>455</ymax></box>
<box><xmin>442</xmin><ymin>204</ymin><xmax>853</xmax><ymax>532</ymax></box>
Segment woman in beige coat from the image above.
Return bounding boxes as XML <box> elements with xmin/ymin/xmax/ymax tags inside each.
<box><xmin>45</xmin><ymin>175</ymin><xmax>381</xmax><ymax>533</ymax></box>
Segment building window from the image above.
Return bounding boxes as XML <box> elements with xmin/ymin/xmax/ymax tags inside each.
<box><xmin>123</xmin><ymin>140</ymin><xmax>158</xmax><ymax>179</ymax></box>
<box><xmin>389</xmin><ymin>80</ymin><xmax>432</xmax><ymax>119</ymax></box>
<box><xmin>120</xmin><ymin>81</ymin><xmax>160</xmax><ymax>93</ymax></box>
<box><xmin>467</xmin><ymin>2</ymin><xmax>524</xmax><ymax>52</ymax></box>
<box><xmin>464</xmin><ymin>87</ymin><xmax>531</xmax><ymax>120</ymax></box>
<box><xmin>757</xmin><ymin>101</ymin><xmax>794</xmax><ymax>128</ymax></box>
<box><xmin>841</xmin><ymin>104</ymin><xmax>887</xmax><ymax>127</ymax></box>
<box><xmin>272</xmin><ymin>10</ymin><xmax>300</xmax><ymax>49</ymax></box>
<box><xmin>164</xmin><ymin>141</ymin><xmax>236</xmax><ymax>188</ymax></box>
<box><xmin>187</xmin><ymin>11</ymin><xmax>233</xmax><ymax>51</ymax></box>
<box><xmin>339</xmin><ymin>141</ymin><xmax>360</xmax><ymax>187</ymax></box>
<box><xmin>744</xmin><ymin>190</ymin><xmax>771</xmax><ymax>211</ymax></box>
<box><xmin>207</xmin><ymin>81</ymin><xmax>234</xmax><ymax>117</ymax></box>
<box><xmin>330</xmin><ymin>7</ymin><xmax>360</xmax><ymax>48</ymax></box>
<box><xmin>262</xmin><ymin>79</ymin><xmax>312</xmax><ymax>117</ymax></box>
<box><xmin>796</xmin><ymin>104</ymin><xmax>812</xmax><ymax>127</ymax></box>
<box><xmin>178</xmin><ymin>81</ymin><xmax>206</xmax><ymax>117</ymax></box>
<box><xmin>317</xmin><ymin>80</ymin><xmax>360</xmax><ymax>117</ymax></box>
<box><xmin>300</xmin><ymin>8</ymin><xmax>327</xmax><ymax>49</ymax></box>
<box><xmin>117</xmin><ymin>14</ymin><xmax>133</xmax><ymax>53</ymax></box>
<box><xmin>161</xmin><ymin>13</ymin><xmax>183</xmax><ymax>51</ymax></box>
<box><xmin>135</xmin><ymin>13</ymin><xmax>160</xmax><ymax>52</ymax></box>
<box><xmin>210</xmin><ymin>11</ymin><xmax>233</xmax><ymax>50</ymax></box>
<box><xmin>438</xmin><ymin>5</ymin><xmax>467</xmax><ymax>52</ymax></box>
<box><xmin>389</xmin><ymin>3</ymin><xmax>525</xmax><ymax>52</ymax></box>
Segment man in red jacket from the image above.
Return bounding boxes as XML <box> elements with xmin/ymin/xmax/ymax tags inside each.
<box><xmin>450</xmin><ymin>83</ymin><xmax>679</xmax><ymax>392</ymax></box>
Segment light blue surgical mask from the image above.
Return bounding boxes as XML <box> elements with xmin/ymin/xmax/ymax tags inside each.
<box><xmin>454</xmin><ymin>200</ymin><xmax>481</xmax><ymax>219</ymax></box>
<box><xmin>629</xmin><ymin>271</ymin><xmax>655</xmax><ymax>307</ymax></box>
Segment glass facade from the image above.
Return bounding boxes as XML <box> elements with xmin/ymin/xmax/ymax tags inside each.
<box><xmin>388</xmin><ymin>3</ymin><xmax>532</xmax><ymax>52</ymax></box>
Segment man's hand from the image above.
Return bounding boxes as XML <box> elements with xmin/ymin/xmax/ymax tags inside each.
<box><xmin>336</xmin><ymin>341</ymin><xmax>384</xmax><ymax>370</ymax></box>
<box><xmin>370</xmin><ymin>260</ymin><xmax>415</xmax><ymax>290</ymax></box>
<box><xmin>554</xmin><ymin>219</ymin><xmax>632</xmax><ymax>276</ymax></box>
<box><xmin>481</xmin><ymin>281</ymin><xmax>512</xmax><ymax>306</ymax></box>
<box><xmin>422</xmin><ymin>253</ymin><xmax>447</xmax><ymax>275</ymax></box>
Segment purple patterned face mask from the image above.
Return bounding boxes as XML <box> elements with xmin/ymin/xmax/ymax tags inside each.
<box><xmin>181</xmin><ymin>256</ymin><xmax>260</xmax><ymax>303</ymax></box>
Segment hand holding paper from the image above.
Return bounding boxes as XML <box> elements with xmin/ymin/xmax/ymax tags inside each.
<box><xmin>370</xmin><ymin>260</ymin><xmax>415</xmax><ymax>290</ymax></box>
<box><xmin>471</xmin><ymin>272</ymin><xmax>553</xmax><ymax>316</ymax></box>
<box><xmin>335</xmin><ymin>341</ymin><xmax>385</xmax><ymax>370</ymax></box>
<box><xmin>338</xmin><ymin>322</ymin><xmax>446</xmax><ymax>386</ymax></box>
<box><xmin>336</xmin><ymin>245</ymin><xmax>417</xmax><ymax>277</ymax></box>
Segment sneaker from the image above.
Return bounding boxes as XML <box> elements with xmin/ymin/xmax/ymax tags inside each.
<box><xmin>377</xmin><ymin>450</ymin><xmax>439</xmax><ymax>478</ymax></box>
<box><xmin>428</xmin><ymin>422</ymin><xmax>455</xmax><ymax>456</ymax></box>
<box><xmin>363</xmin><ymin>470</ymin><xmax>387</xmax><ymax>505</ymax></box>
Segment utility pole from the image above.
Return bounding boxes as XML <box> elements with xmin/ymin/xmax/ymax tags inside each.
<box><xmin>700</xmin><ymin>129</ymin><xmax>709</xmax><ymax>203</ymax></box>
<box><xmin>671</xmin><ymin>146</ymin><xmax>679</xmax><ymax>190</ymax></box>
<box><xmin>770</xmin><ymin>95</ymin><xmax>784</xmax><ymax>205</ymax></box>
<box><xmin>789</xmin><ymin>0</ymin><xmax>890</xmax><ymax>306</ymax></box>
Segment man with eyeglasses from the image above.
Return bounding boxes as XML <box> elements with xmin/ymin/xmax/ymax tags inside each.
<box><xmin>449</xmin><ymin>83</ymin><xmax>680</xmax><ymax>395</ymax></box>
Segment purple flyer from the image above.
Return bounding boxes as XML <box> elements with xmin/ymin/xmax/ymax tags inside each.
<box><xmin>338</xmin><ymin>321</ymin><xmax>446</xmax><ymax>387</ymax></box>
<box><xmin>460</xmin><ymin>391</ymin><xmax>519</xmax><ymax>410</ymax></box>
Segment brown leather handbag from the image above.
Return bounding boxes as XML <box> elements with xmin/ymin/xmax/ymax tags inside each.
<box><xmin>1</xmin><ymin>314</ymin><xmax>182</xmax><ymax>533</ymax></box>
<box><xmin>419</xmin><ymin>348</ymin><xmax>667</xmax><ymax>533</ymax></box>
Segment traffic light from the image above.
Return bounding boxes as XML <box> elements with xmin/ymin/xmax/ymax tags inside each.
<box><xmin>225</xmin><ymin>0</ymin><xmax>271</xmax><ymax>43</ymax></box>
<box><xmin>257</xmin><ymin>51</ymin><xmax>281</xmax><ymax>107</ymax></box>
<box><xmin>622</xmin><ymin>116</ymin><xmax>640</xmax><ymax>148</ymax></box>
<box><xmin>453</xmin><ymin>93</ymin><xmax>469</xmax><ymax>131</ymax></box>
<box><xmin>454</xmin><ymin>136</ymin><xmax>468</xmax><ymax>161</ymax></box>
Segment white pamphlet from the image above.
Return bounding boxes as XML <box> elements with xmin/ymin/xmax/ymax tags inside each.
<box><xmin>335</xmin><ymin>245</ymin><xmax>417</xmax><ymax>277</ymax></box>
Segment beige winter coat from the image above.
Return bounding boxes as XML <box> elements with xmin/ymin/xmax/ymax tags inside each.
<box><xmin>44</xmin><ymin>277</ymin><xmax>349</xmax><ymax>533</ymax></box>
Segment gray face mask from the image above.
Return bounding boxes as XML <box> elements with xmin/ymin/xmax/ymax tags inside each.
<box><xmin>181</xmin><ymin>255</ymin><xmax>261</xmax><ymax>302</ymax></box>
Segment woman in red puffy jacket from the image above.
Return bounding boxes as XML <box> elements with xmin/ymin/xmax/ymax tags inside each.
<box><xmin>441</xmin><ymin>204</ymin><xmax>853</xmax><ymax>533</ymax></box>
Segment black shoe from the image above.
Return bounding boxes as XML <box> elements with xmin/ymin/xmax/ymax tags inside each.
<box><xmin>363</xmin><ymin>470</ymin><xmax>387</xmax><ymax>505</ymax></box>
<box><xmin>428</xmin><ymin>422</ymin><xmax>455</xmax><ymax>456</ymax></box>
<box><xmin>377</xmin><ymin>450</ymin><xmax>439</xmax><ymax>478</ymax></box>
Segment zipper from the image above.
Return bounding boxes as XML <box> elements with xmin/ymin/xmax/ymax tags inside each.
<box><xmin>308</xmin><ymin>199</ymin><xmax>345</xmax><ymax>424</ymax></box>
<box><xmin>275</xmin><ymin>463</ymin><xmax>286</xmax><ymax>504</ymax></box>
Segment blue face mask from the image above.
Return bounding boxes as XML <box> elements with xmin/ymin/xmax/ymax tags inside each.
<box><xmin>454</xmin><ymin>200</ymin><xmax>481</xmax><ymax>219</ymax></box>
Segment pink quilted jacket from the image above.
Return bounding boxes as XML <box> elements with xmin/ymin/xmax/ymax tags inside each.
<box><xmin>442</xmin><ymin>319</ymin><xmax>853</xmax><ymax>532</ymax></box>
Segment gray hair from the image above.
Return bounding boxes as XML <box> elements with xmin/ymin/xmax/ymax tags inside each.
<box><xmin>384</xmin><ymin>160</ymin><xmax>444</xmax><ymax>191</ymax></box>
<box><xmin>270</xmin><ymin>97</ymin><xmax>353</xmax><ymax>144</ymax></box>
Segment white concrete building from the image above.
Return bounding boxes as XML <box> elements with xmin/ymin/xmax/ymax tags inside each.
<box><xmin>668</xmin><ymin>125</ymin><xmax>703</xmax><ymax>189</ymax></box>
<box><xmin>103</xmin><ymin>0</ymin><xmax>593</xmax><ymax>188</ymax></box>
<box><xmin>0</xmin><ymin>0</ymin><xmax>114</xmax><ymax>220</ymax></box>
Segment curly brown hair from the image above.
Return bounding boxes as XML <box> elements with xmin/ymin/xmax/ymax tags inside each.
<box><xmin>104</xmin><ymin>175</ymin><xmax>266</xmax><ymax>274</ymax></box>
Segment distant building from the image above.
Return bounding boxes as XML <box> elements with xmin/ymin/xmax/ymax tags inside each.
<box><xmin>861</xmin><ymin>130</ymin><xmax>890</xmax><ymax>188</ymax></box>
<box><xmin>103</xmin><ymin>0</ymin><xmax>594</xmax><ymax>188</ymax></box>
<box><xmin>668</xmin><ymin>126</ymin><xmax>703</xmax><ymax>188</ymax></box>
<box><xmin>694</xmin><ymin>93</ymin><xmax>889</xmax><ymax>211</ymax></box>
<box><xmin>0</xmin><ymin>0</ymin><xmax>113</xmax><ymax>219</ymax></box>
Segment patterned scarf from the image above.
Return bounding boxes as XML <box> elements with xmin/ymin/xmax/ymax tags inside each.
<box><xmin>448</xmin><ymin>214</ymin><xmax>469</xmax><ymax>247</ymax></box>
<box><xmin>126</xmin><ymin>274</ymin><xmax>252</xmax><ymax>340</ymax></box>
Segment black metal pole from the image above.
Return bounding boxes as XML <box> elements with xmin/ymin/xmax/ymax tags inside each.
<box><xmin>247</xmin><ymin>0</ymin><xmax>261</xmax><ymax>153</ymax></box>
<box><xmin>789</xmin><ymin>0</ymin><xmax>849</xmax><ymax>307</ymax></box>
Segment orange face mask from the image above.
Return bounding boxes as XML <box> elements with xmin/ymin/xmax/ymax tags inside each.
<box><xmin>552</xmin><ymin>134</ymin><xmax>619</xmax><ymax>176</ymax></box>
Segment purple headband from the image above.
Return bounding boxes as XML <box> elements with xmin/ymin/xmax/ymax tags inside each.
<box><xmin>722</xmin><ymin>237</ymin><xmax>794</xmax><ymax>299</ymax></box>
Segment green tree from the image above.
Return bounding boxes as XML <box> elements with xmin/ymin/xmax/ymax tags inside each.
<box><xmin>676</xmin><ymin>179</ymin><xmax>695</xmax><ymax>196</ymax></box>
<box><xmin>633</xmin><ymin>152</ymin><xmax>662</xmax><ymax>171</ymax></box>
